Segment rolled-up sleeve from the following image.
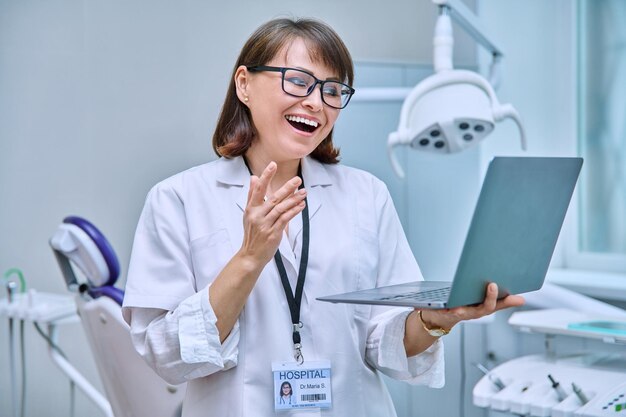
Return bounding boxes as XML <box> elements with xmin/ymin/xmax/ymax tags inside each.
<box><xmin>126</xmin><ymin>286</ymin><xmax>239</xmax><ymax>385</ymax></box>
<box><xmin>122</xmin><ymin>178</ymin><xmax>241</xmax><ymax>385</ymax></box>
<box><xmin>365</xmin><ymin>309</ymin><xmax>445</xmax><ymax>387</ymax></box>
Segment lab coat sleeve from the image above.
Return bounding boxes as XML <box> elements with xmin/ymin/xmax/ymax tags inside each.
<box><xmin>366</xmin><ymin>309</ymin><xmax>445</xmax><ymax>386</ymax></box>
<box><xmin>364</xmin><ymin>179</ymin><xmax>445</xmax><ymax>387</ymax></box>
<box><xmin>122</xmin><ymin>182</ymin><xmax>239</xmax><ymax>385</ymax></box>
<box><xmin>126</xmin><ymin>287</ymin><xmax>239</xmax><ymax>385</ymax></box>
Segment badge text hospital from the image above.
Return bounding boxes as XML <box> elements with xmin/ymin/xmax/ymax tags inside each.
<box><xmin>278</xmin><ymin>369</ymin><xmax>328</xmax><ymax>380</ymax></box>
<box><xmin>272</xmin><ymin>360</ymin><xmax>332</xmax><ymax>410</ymax></box>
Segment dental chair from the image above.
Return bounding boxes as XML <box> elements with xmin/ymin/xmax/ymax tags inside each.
<box><xmin>50</xmin><ymin>216</ymin><xmax>185</xmax><ymax>417</ymax></box>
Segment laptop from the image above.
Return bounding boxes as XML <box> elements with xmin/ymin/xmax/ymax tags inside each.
<box><xmin>317</xmin><ymin>157</ymin><xmax>583</xmax><ymax>309</ymax></box>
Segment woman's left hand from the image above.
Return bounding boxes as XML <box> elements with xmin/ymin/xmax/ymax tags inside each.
<box><xmin>419</xmin><ymin>283</ymin><xmax>526</xmax><ymax>332</ymax></box>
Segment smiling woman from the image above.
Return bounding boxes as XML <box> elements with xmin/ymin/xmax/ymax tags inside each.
<box><xmin>232</xmin><ymin>37</ymin><xmax>347</xmax><ymax>187</ymax></box>
<box><xmin>121</xmin><ymin>16</ymin><xmax>523</xmax><ymax>417</ymax></box>
<box><xmin>212</xmin><ymin>18</ymin><xmax>354</xmax><ymax>166</ymax></box>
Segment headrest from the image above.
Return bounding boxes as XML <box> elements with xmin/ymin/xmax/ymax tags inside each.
<box><xmin>49</xmin><ymin>216</ymin><xmax>123</xmax><ymax>305</ymax></box>
<box><xmin>63</xmin><ymin>216</ymin><xmax>120</xmax><ymax>284</ymax></box>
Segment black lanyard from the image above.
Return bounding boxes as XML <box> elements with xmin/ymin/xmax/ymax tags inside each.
<box><xmin>243</xmin><ymin>158</ymin><xmax>310</xmax><ymax>364</ymax></box>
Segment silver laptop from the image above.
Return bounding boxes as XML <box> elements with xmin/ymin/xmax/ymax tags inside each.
<box><xmin>317</xmin><ymin>157</ymin><xmax>583</xmax><ymax>309</ymax></box>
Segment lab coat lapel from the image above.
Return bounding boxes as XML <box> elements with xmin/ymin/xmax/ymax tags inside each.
<box><xmin>214</xmin><ymin>157</ymin><xmax>301</xmax><ymax>275</ymax></box>
<box><xmin>219</xmin><ymin>156</ymin><xmax>331</xmax><ymax>217</ymax></box>
<box><xmin>236</xmin><ymin>185</ymin><xmax>249</xmax><ymax>213</ymax></box>
<box><xmin>214</xmin><ymin>156</ymin><xmax>250</xmax><ymax>213</ymax></box>
<box><xmin>215</xmin><ymin>156</ymin><xmax>331</xmax><ymax>268</ymax></box>
<box><xmin>291</xmin><ymin>157</ymin><xmax>330</xmax><ymax>239</ymax></box>
<box><xmin>279</xmin><ymin>158</ymin><xmax>330</xmax><ymax>280</ymax></box>
<box><xmin>277</xmin><ymin>234</ymin><xmax>298</xmax><ymax>276</ymax></box>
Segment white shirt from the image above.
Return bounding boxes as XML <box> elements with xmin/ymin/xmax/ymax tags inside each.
<box><xmin>122</xmin><ymin>156</ymin><xmax>444</xmax><ymax>417</ymax></box>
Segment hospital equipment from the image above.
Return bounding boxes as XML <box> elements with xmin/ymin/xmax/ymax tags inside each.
<box><xmin>49</xmin><ymin>216</ymin><xmax>185</xmax><ymax>417</ymax></box>
<box><xmin>548</xmin><ymin>374</ymin><xmax>568</xmax><ymax>402</ymax></box>
<box><xmin>3</xmin><ymin>269</ymin><xmax>24</xmax><ymax>417</ymax></box>
<box><xmin>474</xmin><ymin>362</ymin><xmax>505</xmax><ymax>391</ymax></box>
<box><xmin>473</xmin><ymin>353</ymin><xmax>626</xmax><ymax>417</ymax></box>
<box><xmin>379</xmin><ymin>0</ymin><xmax>525</xmax><ymax>177</ymax></box>
<box><xmin>573</xmin><ymin>382</ymin><xmax>590</xmax><ymax>405</ymax></box>
<box><xmin>473</xmin><ymin>307</ymin><xmax>626</xmax><ymax>417</ymax></box>
<box><xmin>1</xmin><ymin>269</ymin><xmax>77</xmax><ymax>417</ymax></box>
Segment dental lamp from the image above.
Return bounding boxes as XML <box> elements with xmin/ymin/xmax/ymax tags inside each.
<box><xmin>387</xmin><ymin>0</ymin><xmax>526</xmax><ymax>177</ymax></box>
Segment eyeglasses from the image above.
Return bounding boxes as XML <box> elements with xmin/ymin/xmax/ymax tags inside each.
<box><xmin>246</xmin><ymin>65</ymin><xmax>355</xmax><ymax>109</ymax></box>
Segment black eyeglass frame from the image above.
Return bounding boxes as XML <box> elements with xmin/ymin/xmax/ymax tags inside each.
<box><xmin>246</xmin><ymin>65</ymin><xmax>355</xmax><ymax>109</ymax></box>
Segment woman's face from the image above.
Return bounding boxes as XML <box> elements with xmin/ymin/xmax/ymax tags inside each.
<box><xmin>282</xmin><ymin>383</ymin><xmax>292</xmax><ymax>395</ymax></box>
<box><xmin>238</xmin><ymin>37</ymin><xmax>341</xmax><ymax>163</ymax></box>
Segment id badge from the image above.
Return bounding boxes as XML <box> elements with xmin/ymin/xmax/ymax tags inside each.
<box><xmin>272</xmin><ymin>360</ymin><xmax>332</xmax><ymax>411</ymax></box>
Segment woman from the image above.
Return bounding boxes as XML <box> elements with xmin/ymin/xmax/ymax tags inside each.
<box><xmin>122</xmin><ymin>17</ymin><xmax>524</xmax><ymax>417</ymax></box>
<box><xmin>278</xmin><ymin>381</ymin><xmax>294</xmax><ymax>405</ymax></box>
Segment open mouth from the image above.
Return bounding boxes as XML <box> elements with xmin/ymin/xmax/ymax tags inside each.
<box><xmin>285</xmin><ymin>115</ymin><xmax>319</xmax><ymax>133</ymax></box>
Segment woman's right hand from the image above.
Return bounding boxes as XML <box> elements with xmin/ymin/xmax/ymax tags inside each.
<box><xmin>209</xmin><ymin>161</ymin><xmax>307</xmax><ymax>342</ymax></box>
<box><xmin>239</xmin><ymin>161</ymin><xmax>307</xmax><ymax>268</ymax></box>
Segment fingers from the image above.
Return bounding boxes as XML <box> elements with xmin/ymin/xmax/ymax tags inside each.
<box><xmin>249</xmin><ymin>162</ymin><xmax>277</xmax><ymax>206</ymax></box>
<box><xmin>495</xmin><ymin>294</ymin><xmax>526</xmax><ymax>310</ymax></box>
<box><xmin>271</xmin><ymin>194</ymin><xmax>307</xmax><ymax>228</ymax></box>
<box><xmin>481</xmin><ymin>283</ymin><xmax>499</xmax><ymax>313</ymax></box>
<box><xmin>481</xmin><ymin>283</ymin><xmax>525</xmax><ymax>313</ymax></box>
<box><xmin>247</xmin><ymin>162</ymin><xmax>304</xmax><ymax>214</ymax></box>
<box><xmin>423</xmin><ymin>283</ymin><xmax>525</xmax><ymax>331</ymax></box>
<box><xmin>463</xmin><ymin>283</ymin><xmax>524</xmax><ymax>318</ymax></box>
<box><xmin>267</xmin><ymin>176</ymin><xmax>302</xmax><ymax>206</ymax></box>
<box><xmin>243</xmin><ymin>161</ymin><xmax>307</xmax><ymax>244</ymax></box>
<box><xmin>464</xmin><ymin>283</ymin><xmax>501</xmax><ymax>319</ymax></box>
<box><xmin>247</xmin><ymin>175</ymin><xmax>258</xmax><ymax>203</ymax></box>
<box><xmin>248</xmin><ymin>165</ymin><xmax>306</xmax><ymax>223</ymax></box>
<box><xmin>265</xmin><ymin>184</ymin><xmax>306</xmax><ymax>225</ymax></box>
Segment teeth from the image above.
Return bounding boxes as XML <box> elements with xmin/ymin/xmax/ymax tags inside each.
<box><xmin>285</xmin><ymin>115</ymin><xmax>318</xmax><ymax>128</ymax></box>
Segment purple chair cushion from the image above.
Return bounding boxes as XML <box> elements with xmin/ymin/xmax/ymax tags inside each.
<box><xmin>63</xmin><ymin>216</ymin><xmax>120</xmax><ymax>287</ymax></box>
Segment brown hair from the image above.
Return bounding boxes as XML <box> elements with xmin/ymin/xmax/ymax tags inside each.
<box><xmin>212</xmin><ymin>18</ymin><xmax>354</xmax><ymax>164</ymax></box>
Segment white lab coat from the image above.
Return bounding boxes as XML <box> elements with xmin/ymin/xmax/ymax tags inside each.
<box><xmin>122</xmin><ymin>156</ymin><xmax>444</xmax><ymax>417</ymax></box>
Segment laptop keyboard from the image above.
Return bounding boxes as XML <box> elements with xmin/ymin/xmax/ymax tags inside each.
<box><xmin>378</xmin><ymin>287</ymin><xmax>451</xmax><ymax>302</ymax></box>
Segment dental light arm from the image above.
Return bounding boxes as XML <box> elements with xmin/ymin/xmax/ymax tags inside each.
<box><xmin>387</xmin><ymin>0</ymin><xmax>526</xmax><ymax>178</ymax></box>
<box><xmin>433</xmin><ymin>0</ymin><xmax>503</xmax><ymax>85</ymax></box>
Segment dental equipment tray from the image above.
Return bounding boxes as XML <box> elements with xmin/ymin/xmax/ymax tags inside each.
<box><xmin>0</xmin><ymin>292</ymin><xmax>77</xmax><ymax>323</ymax></box>
<box><xmin>509</xmin><ymin>308</ymin><xmax>626</xmax><ymax>344</ymax></box>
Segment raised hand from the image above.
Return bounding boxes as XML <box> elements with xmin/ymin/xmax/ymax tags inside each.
<box><xmin>240</xmin><ymin>161</ymin><xmax>308</xmax><ymax>268</ymax></box>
